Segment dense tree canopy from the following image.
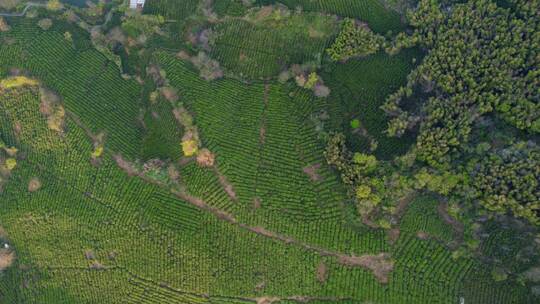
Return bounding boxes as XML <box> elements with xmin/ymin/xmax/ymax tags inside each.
<box><xmin>383</xmin><ymin>0</ymin><xmax>539</xmax><ymax>167</ymax></box>
<box><xmin>468</xmin><ymin>142</ymin><xmax>540</xmax><ymax>224</ymax></box>
<box><xmin>327</xmin><ymin>18</ymin><xmax>385</xmax><ymax>61</ymax></box>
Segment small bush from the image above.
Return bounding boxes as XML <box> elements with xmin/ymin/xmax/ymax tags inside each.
<box><xmin>0</xmin><ymin>76</ymin><xmax>38</xmax><ymax>89</ymax></box>
<box><xmin>181</xmin><ymin>140</ymin><xmax>198</xmax><ymax>157</ymax></box>
<box><xmin>327</xmin><ymin>19</ymin><xmax>384</xmax><ymax>61</ymax></box>
<box><xmin>0</xmin><ymin>17</ymin><xmax>10</xmax><ymax>32</ymax></box>
<box><xmin>46</xmin><ymin>0</ymin><xmax>63</xmax><ymax>11</ymax></box>
<box><xmin>28</xmin><ymin>177</ymin><xmax>42</xmax><ymax>192</ymax></box>
<box><xmin>196</xmin><ymin>148</ymin><xmax>215</xmax><ymax>167</ymax></box>
<box><xmin>37</xmin><ymin>18</ymin><xmax>53</xmax><ymax>31</ymax></box>
<box><xmin>190</xmin><ymin>52</ymin><xmax>223</xmax><ymax>81</ymax></box>
<box><xmin>5</xmin><ymin>158</ymin><xmax>16</xmax><ymax>170</ymax></box>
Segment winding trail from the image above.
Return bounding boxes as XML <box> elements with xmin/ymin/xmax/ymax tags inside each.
<box><xmin>0</xmin><ymin>2</ymin><xmax>46</xmax><ymax>17</ymax></box>
<box><xmin>111</xmin><ymin>153</ymin><xmax>394</xmax><ymax>283</ymax></box>
<box><xmin>173</xmin><ymin>187</ymin><xmax>394</xmax><ymax>283</ymax></box>
<box><xmin>1</xmin><ymin>1</ymin><xmax>114</xmax><ymax>30</ymax></box>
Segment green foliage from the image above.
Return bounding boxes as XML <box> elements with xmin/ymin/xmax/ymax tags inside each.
<box><xmin>0</xmin><ymin>2</ymin><xmax>536</xmax><ymax>303</ymax></box>
<box><xmin>352</xmin><ymin>152</ymin><xmax>377</xmax><ymax>174</ymax></box>
<box><xmin>413</xmin><ymin>168</ymin><xmax>461</xmax><ymax>196</ymax></box>
<box><xmin>350</xmin><ymin>118</ymin><xmax>360</xmax><ymax>129</ymax></box>
<box><xmin>213</xmin><ymin>0</ymin><xmax>249</xmax><ymax>17</ymax></box>
<box><xmin>469</xmin><ymin>142</ymin><xmax>540</xmax><ymax>225</ymax></box>
<box><xmin>384</xmin><ymin>0</ymin><xmax>540</xmax><ymax>167</ymax></box>
<box><xmin>253</xmin><ymin>0</ymin><xmax>404</xmax><ymax>33</ymax></box>
<box><xmin>327</xmin><ymin>19</ymin><xmax>385</xmax><ymax>61</ymax></box>
<box><xmin>4</xmin><ymin>157</ymin><xmax>16</xmax><ymax>170</ymax></box>
<box><xmin>47</xmin><ymin>0</ymin><xmax>63</xmax><ymax>11</ymax></box>
<box><xmin>121</xmin><ymin>12</ymin><xmax>164</xmax><ymax>39</ymax></box>
<box><xmin>0</xmin><ymin>76</ymin><xmax>39</xmax><ymax>89</ymax></box>
<box><xmin>0</xmin><ymin>18</ymin><xmax>142</xmax><ymax>159</ymax></box>
<box><xmin>323</xmin><ymin>48</ymin><xmax>422</xmax><ymax>159</ymax></box>
<box><xmin>492</xmin><ymin>267</ymin><xmax>508</xmax><ymax>282</ymax></box>
<box><xmin>400</xmin><ymin>195</ymin><xmax>454</xmax><ymax>243</ymax></box>
<box><xmin>304</xmin><ymin>72</ymin><xmax>318</xmax><ymax>89</ymax></box>
<box><xmin>210</xmin><ymin>12</ymin><xmax>339</xmax><ymax>79</ymax></box>
<box><xmin>0</xmin><ymin>0</ymin><xmax>20</xmax><ymax>10</ymax></box>
<box><xmin>355</xmin><ymin>184</ymin><xmax>371</xmax><ymax>199</ymax></box>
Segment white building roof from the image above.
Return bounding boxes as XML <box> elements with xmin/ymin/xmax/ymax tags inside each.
<box><xmin>129</xmin><ymin>0</ymin><xmax>146</xmax><ymax>9</ymax></box>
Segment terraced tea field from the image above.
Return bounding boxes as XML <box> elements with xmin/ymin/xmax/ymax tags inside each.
<box><xmin>254</xmin><ymin>0</ymin><xmax>403</xmax><ymax>33</ymax></box>
<box><xmin>0</xmin><ymin>0</ymin><xmax>536</xmax><ymax>303</ymax></box>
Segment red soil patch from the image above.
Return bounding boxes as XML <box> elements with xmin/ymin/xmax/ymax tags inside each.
<box><xmin>252</xmin><ymin>197</ymin><xmax>262</xmax><ymax>209</ymax></box>
<box><xmin>338</xmin><ymin>253</ymin><xmax>394</xmax><ymax>284</ymax></box>
<box><xmin>303</xmin><ymin>163</ymin><xmax>322</xmax><ymax>182</ymax></box>
<box><xmin>0</xmin><ymin>250</ymin><xmax>15</xmax><ymax>271</ymax></box>
<box><xmin>196</xmin><ymin>148</ymin><xmax>215</xmax><ymax>167</ymax></box>
<box><xmin>387</xmin><ymin>228</ymin><xmax>400</xmax><ymax>245</ymax></box>
<box><xmin>416</xmin><ymin>231</ymin><xmax>430</xmax><ymax>240</ymax></box>
<box><xmin>113</xmin><ymin>154</ymin><xmax>138</xmax><ymax>176</ymax></box>
<box><xmin>28</xmin><ymin>177</ymin><xmax>42</xmax><ymax>192</ymax></box>
<box><xmin>259</xmin><ymin>125</ymin><xmax>266</xmax><ymax>145</ymax></box>
<box><xmin>316</xmin><ymin>262</ymin><xmax>328</xmax><ymax>283</ymax></box>
<box><xmin>215</xmin><ymin>169</ymin><xmax>237</xmax><ymax>201</ymax></box>
<box><xmin>256</xmin><ymin>297</ymin><xmax>280</xmax><ymax>304</ymax></box>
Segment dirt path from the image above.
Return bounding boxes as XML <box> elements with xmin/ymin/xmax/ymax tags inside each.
<box><xmin>66</xmin><ymin>110</ymin><xmax>101</xmax><ymax>142</ymax></box>
<box><xmin>252</xmin><ymin>83</ymin><xmax>271</xmax><ymax>207</ymax></box>
<box><xmin>121</xmin><ymin>266</ymin><xmax>352</xmax><ymax>304</ymax></box>
<box><xmin>113</xmin><ymin>156</ymin><xmax>396</xmax><ymax>284</ymax></box>
<box><xmin>259</xmin><ymin>83</ymin><xmax>270</xmax><ymax>145</ymax></box>
<box><xmin>173</xmin><ymin>188</ymin><xmax>393</xmax><ymax>283</ymax></box>
<box><xmin>213</xmin><ymin>167</ymin><xmax>237</xmax><ymax>201</ymax></box>
<box><xmin>0</xmin><ymin>2</ymin><xmax>45</xmax><ymax>17</ymax></box>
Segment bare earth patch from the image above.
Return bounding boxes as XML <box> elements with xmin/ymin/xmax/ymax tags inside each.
<box><xmin>84</xmin><ymin>250</ymin><xmax>95</xmax><ymax>260</ymax></box>
<box><xmin>215</xmin><ymin>168</ymin><xmax>237</xmax><ymax>201</ymax></box>
<box><xmin>239</xmin><ymin>52</ymin><xmax>247</xmax><ymax>62</ymax></box>
<box><xmin>259</xmin><ymin>125</ymin><xmax>266</xmax><ymax>145</ymax></box>
<box><xmin>338</xmin><ymin>253</ymin><xmax>394</xmax><ymax>284</ymax></box>
<box><xmin>196</xmin><ymin>148</ymin><xmax>215</xmax><ymax>167</ymax></box>
<box><xmin>13</xmin><ymin>121</ymin><xmax>22</xmax><ymax>138</ymax></box>
<box><xmin>113</xmin><ymin>154</ymin><xmax>138</xmax><ymax>176</ymax></box>
<box><xmin>89</xmin><ymin>260</ymin><xmax>105</xmax><ymax>270</ymax></box>
<box><xmin>0</xmin><ymin>250</ymin><xmax>15</xmax><ymax>271</ymax></box>
<box><xmin>303</xmin><ymin>163</ymin><xmax>322</xmax><ymax>182</ymax></box>
<box><xmin>28</xmin><ymin>177</ymin><xmax>42</xmax><ymax>192</ymax></box>
<box><xmin>255</xmin><ymin>6</ymin><xmax>273</xmax><ymax>20</ymax></box>
<box><xmin>259</xmin><ymin>83</ymin><xmax>270</xmax><ymax>145</ymax></box>
<box><xmin>0</xmin><ymin>227</ymin><xmax>14</xmax><ymax>272</ymax></box>
<box><xmin>256</xmin><ymin>297</ymin><xmax>280</xmax><ymax>304</ymax></box>
<box><xmin>416</xmin><ymin>231</ymin><xmax>430</xmax><ymax>240</ymax></box>
<box><xmin>385</xmin><ymin>193</ymin><xmax>416</xmax><ymax>243</ymax></box>
<box><xmin>387</xmin><ymin>228</ymin><xmax>400</xmax><ymax>245</ymax></box>
<box><xmin>316</xmin><ymin>262</ymin><xmax>328</xmax><ymax>283</ymax></box>
<box><xmin>252</xmin><ymin>197</ymin><xmax>261</xmax><ymax>209</ymax></box>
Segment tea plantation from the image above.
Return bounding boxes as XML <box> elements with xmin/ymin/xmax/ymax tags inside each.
<box><xmin>0</xmin><ymin>0</ymin><xmax>538</xmax><ymax>303</ymax></box>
